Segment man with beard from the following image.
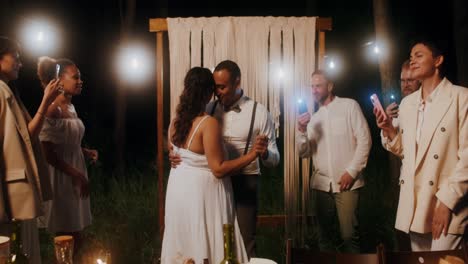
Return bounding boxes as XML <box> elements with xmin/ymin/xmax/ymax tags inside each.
<box><xmin>296</xmin><ymin>69</ymin><xmax>371</xmax><ymax>253</ymax></box>
<box><xmin>385</xmin><ymin>60</ymin><xmax>421</xmax><ymax>128</ymax></box>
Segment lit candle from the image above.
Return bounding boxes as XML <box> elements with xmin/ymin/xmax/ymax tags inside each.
<box><xmin>97</xmin><ymin>258</ymin><xmax>106</xmax><ymax>264</ymax></box>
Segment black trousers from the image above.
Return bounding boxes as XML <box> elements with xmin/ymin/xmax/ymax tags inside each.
<box><xmin>231</xmin><ymin>174</ymin><xmax>259</xmax><ymax>258</ymax></box>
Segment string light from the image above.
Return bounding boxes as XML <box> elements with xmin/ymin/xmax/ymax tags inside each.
<box><xmin>116</xmin><ymin>43</ymin><xmax>153</xmax><ymax>84</ymax></box>
<box><xmin>19</xmin><ymin>17</ymin><xmax>60</xmax><ymax>55</ymax></box>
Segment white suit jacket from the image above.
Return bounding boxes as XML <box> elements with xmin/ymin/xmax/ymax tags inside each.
<box><xmin>383</xmin><ymin>78</ymin><xmax>468</xmax><ymax>234</ymax></box>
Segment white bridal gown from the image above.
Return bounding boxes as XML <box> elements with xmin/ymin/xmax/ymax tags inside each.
<box><xmin>161</xmin><ymin>116</ymin><xmax>247</xmax><ymax>264</ymax></box>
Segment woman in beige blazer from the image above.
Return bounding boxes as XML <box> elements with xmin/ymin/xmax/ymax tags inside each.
<box><xmin>0</xmin><ymin>36</ymin><xmax>61</xmax><ymax>262</ymax></box>
<box><xmin>375</xmin><ymin>39</ymin><xmax>468</xmax><ymax>251</ymax></box>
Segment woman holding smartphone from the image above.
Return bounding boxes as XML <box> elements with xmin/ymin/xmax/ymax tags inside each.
<box><xmin>375</xmin><ymin>38</ymin><xmax>468</xmax><ymax>251</ymax></box>
<box><xmin>37</xmin><ymin>56</ymin><xmax>98</xmax><ymax>256</ymax></box>
<box><xmin>0</xmin><ymin>36</ymin><xmax>61</xmax><ymax>263</ymax></box>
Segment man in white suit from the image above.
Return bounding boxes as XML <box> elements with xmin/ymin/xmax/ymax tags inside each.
<box><xmin>375</xmin><ymin>38</ymin><xmax>468</xmax><ymax>251</ymax></box>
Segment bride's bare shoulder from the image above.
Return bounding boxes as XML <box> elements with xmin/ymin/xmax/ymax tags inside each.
<box><xmin>199</xmin><ymin>116</ymin><xmax>220</xmax><ymax>134</ymax></box>
<box><xmin>202</xmin><ymin>116</ymin><xmax>219</xmax><ymax>126</ymax></box>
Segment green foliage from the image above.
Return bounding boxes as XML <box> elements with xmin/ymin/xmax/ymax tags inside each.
<box><xmin>84</xmin><ymin>165</ymin><xmax>159</xmax><ymax>264</ymax></box>
<box><xmin>40</xmin><ymin>163</ymin><xmax>160</xmax><ymax>264</ymax></box>
<box><xmin>39</xmin><ymin>137</ymin><xmax>399</xmax><ymax>264</ymax></box>
<box><xmin>257</xmin><ymin>226</ymin><xmax>286</xmax><ymax>263</ymax></box>
<box><xmin>259</xmin><ymin>162</ymin><xmax>284</xmax><ymax>215</ymax></box>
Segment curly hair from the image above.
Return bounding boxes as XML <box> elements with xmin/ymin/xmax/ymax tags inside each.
<box><xmin>37</xmin><ymin>56</ymin><xmax>75</xmax><ymax>88</ymax></box>
<box><xmin>171</xmin><ymin>67</ymin><xmax>215</xmax><ymax>148</ymax></box>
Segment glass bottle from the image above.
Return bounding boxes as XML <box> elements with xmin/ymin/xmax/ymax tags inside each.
<box><xmin>8</xmin><ymin>220</ymin><xmax>29</xmax><ymax>264</ymax></box>
<box><xmin>219</xmin><ymin>223</ymin><xmax>239</xmax><ymax>264</ymax></box>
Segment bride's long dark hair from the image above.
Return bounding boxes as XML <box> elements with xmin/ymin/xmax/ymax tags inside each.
<box><xmin>171</xmin><ymin>67</ymin><xmax>215</xmax><ymax>147</ymax></box>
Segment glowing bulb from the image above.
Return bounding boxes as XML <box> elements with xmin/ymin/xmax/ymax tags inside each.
<box><xmin>131</xmin><ymin>58</ymin><xmax>139</xmax><ymax>69</ymax></box>
<box><xmin>328</xmin><ymin>61</ymin><xmax>335</xmax><ymax>69</ymax></box>
<box><xmin>374</xmin><ymin>46</ymin><xmax>380</xmax><ymax>54</ymax></box>
<box><xmin>278</xmin><ymin>68</ymin><xmax>284</xmax><ymax>79</ymax></box>
<box><xmin>297</xmin><ymin>98</ymin><xmax>303</xmax><ymax>104</ymax></box>
<box><xmin>390</xmin><ymin>94</ymin><xmax>395</xmax><ymax>100</ymax></box>
<box><xmin>37</xmin><ymin>31</ymin><xmax>44</xmax><ymax>42</ymax></box>
<box><xmin>20</xmin><ymin>18</ymin><xmax>59</xmax><ymax>55</ymax></box>
<box><xmin>116</xmin><ymin>44</ymin><xmax>152</xmax><ymax>84</ymax></box>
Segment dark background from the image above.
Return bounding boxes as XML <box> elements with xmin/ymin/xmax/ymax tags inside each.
<box><xmin>0</xmin><ymin>0</ymin><xmax>458</xmax><ymax>169</ymax></box>
<box><xmin>0</xmin><ymin>0</ymin><xmax>464</xmax><ymax>261</ymax></box>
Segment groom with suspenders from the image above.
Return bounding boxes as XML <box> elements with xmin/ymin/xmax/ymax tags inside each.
<box><xmin>170</xmin><ymin>60</ymin><xmax>280</xmax><ymax>258</ymax></box>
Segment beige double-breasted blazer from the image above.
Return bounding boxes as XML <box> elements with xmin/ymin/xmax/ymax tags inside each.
<box><xmin>384</xmin><ymin>78</ymin><xmax>468</xmax><ymax>234</ymax></box>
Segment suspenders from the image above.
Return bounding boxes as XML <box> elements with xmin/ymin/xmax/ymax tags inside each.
<box><xmin>244</xmin><ymin>102</ymin><xmax>257</xmax><ymax>155</ymax></box>
<box><xmin>209</xmin><ymin>100</ymin><xmax>218</xmax><ymax>115</ymax></box>
<box><xmin>210</xmin><ymin>100</ymin><xmax>258</xmax><ymax>155</ymax></box>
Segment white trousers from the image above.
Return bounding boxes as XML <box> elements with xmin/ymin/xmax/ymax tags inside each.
<box><xmin>410</xmin><ymin>232</ymin><xmax>463</xmax><ymax>251</ymax></box>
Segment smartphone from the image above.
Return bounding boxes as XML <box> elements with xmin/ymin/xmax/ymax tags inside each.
<box><xmin>55</xmin><ymin>64</ymin><xmax>64</xmax><ymax>93</ymax></box>
<box><xmin>370</xmin><ymin>94</ymin><xmax>387</xmax><ymax>120</ymax></box>
<box><xmin>55</xmin><ymin>64</ymin><xmax>60</xmax><ymax>79</ymax></box>
<box><xmin>297</xmin><ymin>99</ymin><xmax>308</xmax><ymax>114</ymax></box>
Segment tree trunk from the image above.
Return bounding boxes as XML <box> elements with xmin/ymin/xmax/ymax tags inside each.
<box><xmin>373</xmin><ymin>0</ymin><xmax>403</xmax><ymax>249</ymax></box>
<box><xmin>373</xmin><ymin>0</ymin><xmax>397</xmax><ymax>106</ymax></box>
<box><xmin>114</xmin><ymin>0</ymin><xmax>136</xmax><ymax>177</ymax></box>
<box><xmin>453</xmin><ymin>0</ymin><xmax>468</xmax><ymax>86</ymax></box>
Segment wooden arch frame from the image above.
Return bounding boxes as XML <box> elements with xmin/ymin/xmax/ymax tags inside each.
<box><xmin>148</xmin><ymin>17</ymin><xmax>333</xmax><ymax>233</ymax></box>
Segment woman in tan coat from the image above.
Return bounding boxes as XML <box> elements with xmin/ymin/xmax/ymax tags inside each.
<box><xmin>375</xmin><ymin>38</ymin><xmax>468</xmax><ymax>251</ymax></box>
<box><xmin>0</xmin><ymin>36</ymin><xmax>61</xmax><ymax>262</ymax></box>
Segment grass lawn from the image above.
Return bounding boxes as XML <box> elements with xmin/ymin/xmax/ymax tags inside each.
<box><xmin>38</xmin><ymin>138</ymin><xmax>399</xmax><ymax>263</ymax></box>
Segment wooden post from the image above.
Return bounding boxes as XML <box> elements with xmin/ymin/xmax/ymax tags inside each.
<box><xmin>286</xmin><ymin>238</ymin><xmax>292</xmax><ymax>264</ymax></box>
<box><xmin>156</xmin><ymin>31</ymin><xmax>165</xmax><ymax>238</ymax></box>
<box><xmin>318</xmin><ymin>31</ymin><xmax>326</xmax><ymax>69</ymax></box>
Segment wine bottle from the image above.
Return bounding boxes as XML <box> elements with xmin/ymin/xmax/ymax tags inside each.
<box><xmin>219</xmin><ymin>223</ymin><xmax>239</xmax><ymax>264</ymax></box>
<box><xmin>9</xmin><ymin>220</ymin><xmax>29</xmax><ymax>264</ymax></box>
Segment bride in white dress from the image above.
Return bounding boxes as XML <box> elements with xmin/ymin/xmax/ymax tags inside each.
<box><xmin>161</xmin><ymin>67</ymin><xmax>265</xmax><ymax>264</ymax></box>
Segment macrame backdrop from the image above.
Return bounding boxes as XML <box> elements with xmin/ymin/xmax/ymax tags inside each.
<box><xmin>168</xmin><ymin>16</ymin><xmax>316</xmax><ymax>244</ymax></box>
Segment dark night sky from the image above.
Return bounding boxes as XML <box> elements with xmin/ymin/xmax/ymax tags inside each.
<box><xmin>0</xmin><ymin>0</ymin><xmax>457</xmax><ymax>167</ymax></box>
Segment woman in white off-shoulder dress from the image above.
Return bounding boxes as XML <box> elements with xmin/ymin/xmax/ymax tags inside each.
<box><xmin>161</xmin><ymin>67</ymin><xmax>265</xmax><ymax>264</ymax></box>
<box><xmin>39</xmin><ymin>106</ymin><xmax>92</xmax><ymax>232</ymax></box>
<box><xmin>37</xmin><ymin>57</ymin><xmax>98</xmax><ymax>255</ymax></box>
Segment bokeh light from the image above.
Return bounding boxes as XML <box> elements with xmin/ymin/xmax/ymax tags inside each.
<box><xmin>20</xmin><ymin>18</ymin><xmax>60</xmax><ymax>56</ymax></box>
<box><xmin>116</xmin><ymin>43</ymin><xmax>153</xmax><ymax>84</ymax></box>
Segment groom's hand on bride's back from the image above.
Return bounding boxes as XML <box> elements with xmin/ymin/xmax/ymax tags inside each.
<box><xmin>169</xmin><ymin>151</ymin><xmax>182</xmax><ymax>168</ymax></box>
